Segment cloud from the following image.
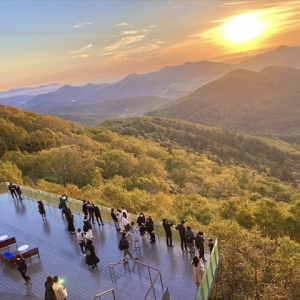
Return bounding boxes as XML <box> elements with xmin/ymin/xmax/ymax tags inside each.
<box><xmin>148</xmin><ymin>25</ymin><xmax>156</xmax><ymax>28</ymax></box>
<box><xmin>141</xmin><ymin>29</ymin><xmax>148</xmax><ymax>32</ymax></box>
<box><xmin>73</xmin><ymin>22</ymin><xmax>92</xmax><ymax>28</ymax></box>
<box><xmin>122</xmin><ymin>30</ymin><xmax>139</xmax><ymax>35</ymax></box>
<box><xmin>113</xmin><ymin>22</ymin><xmax>133</xmax><ymax>27</ymax></box>
<box><xmin>105</xmin><ymin>35</ymin><xmax>146</xmax><ymax>51</ymax></box>
<box><xmin>72</xmin><ymin>54</ymin><xmax>89</xmax><ymax>58</ymax></box>
<box><xmin>69</xmin><ymin>44</ymin><xmax>92</xmax><ymax>54</ymax></box>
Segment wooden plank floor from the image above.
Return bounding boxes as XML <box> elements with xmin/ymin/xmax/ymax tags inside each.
<box><xmin>0</xmin><ymin>193</ymin><xmax>209</xmax><ymax>300</ymax></box>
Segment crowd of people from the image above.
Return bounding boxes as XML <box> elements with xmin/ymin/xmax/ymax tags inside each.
<box><xmin>8</xmin><ymin>185</ymin><xmax>215</xmax><ymax>298</ymax></box>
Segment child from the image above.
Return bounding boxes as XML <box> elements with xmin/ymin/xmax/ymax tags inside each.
<box><xmin>131</xmin><ymin>222</ymin><xmax>141</xmax><ymax>250</ymax></box>
<box><xmin>208</xmin><ymin>239</ymin><xmax>214</xmax><ymax>254</ymax></box>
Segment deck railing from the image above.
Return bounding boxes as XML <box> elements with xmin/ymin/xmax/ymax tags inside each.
<box><xmin>93</xmin><ymin>288</ymin><xmax>116</xmax><ymax>300</ymax></box>
<box><xmin>0</xmin><ymin>182</ymin><xmax>220</xmax><ymax>300</ymax></box>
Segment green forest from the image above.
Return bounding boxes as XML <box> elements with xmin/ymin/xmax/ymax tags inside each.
<box><xmin>1</xmin><ymin>105</ymin><xmax>300</xmax><ymax>299</ymax></box>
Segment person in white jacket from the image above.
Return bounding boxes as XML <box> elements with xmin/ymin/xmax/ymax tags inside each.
<box><xmin>131</xmin><ymin>221</ymin><xmax>141</xmax><ymax>250</ymax></box>
<box><xmin>52</xmin><ymin>276</ymin><xmax>68</xmax><ymax>300</ymax></box>
<box><xmin>122</xmin><ymin>212</ymin><xmax>130</xmax><ymax>235</ymax></box>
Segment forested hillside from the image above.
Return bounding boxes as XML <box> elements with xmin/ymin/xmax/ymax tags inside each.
<box><xmin>147</xmin><ymin>66</ymin><xmax>300</xmax><ymax>135</ymax></box>
<box><xmin>1</xmin><ymin>105</ymin><xmax>300</xmax><ymax>299</ymax></box>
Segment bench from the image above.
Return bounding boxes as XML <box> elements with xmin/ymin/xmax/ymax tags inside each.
<box><xmin>0</xmin><ymin>252</ymin><xmax>18</xmax><ymax>268</ymax></box>
<box><xmin>22</xmin><ymin>247</ymin><xmax>40</xmax><ymax>262</ymax></box>
<box><xmin>0</xmin><ymin>248</ymin><xmax>40</xmax><ymax>269</ymax></box>
<box><xmin>0</xmin><ymin>237</ymin><xmax>18</xmax><ymax>251</ymax></box>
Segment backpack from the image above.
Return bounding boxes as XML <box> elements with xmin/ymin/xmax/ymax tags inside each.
<box><xmin>119</xmin><ymin>240</ymin><xmax>124</xmax><ymax>251</ymax></box>
<box><xmin>186</xmin><ymin>233</ymin><xmax>192</xmax><ymax>243</ymax></box>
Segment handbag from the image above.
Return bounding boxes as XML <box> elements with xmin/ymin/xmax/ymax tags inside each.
<box><xmin>86</xmin><ymin>249</ymin><xmax>91</xmax><ymax>256</ymax></box>
<box><xmin>199</xmin><ymin>266</ymin><xmax>205</xmax><ymax>275</ymax></box>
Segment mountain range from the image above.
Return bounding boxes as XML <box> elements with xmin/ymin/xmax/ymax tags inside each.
<box><xmin>147</xmin><ymin>66</ymin><xmax>300</xmax><ymax>134</ymax></box>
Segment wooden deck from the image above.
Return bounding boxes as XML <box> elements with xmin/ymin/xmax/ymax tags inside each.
<box><xmin>0</xmin><ymin>193</ymin><xmax>209</xmax><ymax>300</ymax></box>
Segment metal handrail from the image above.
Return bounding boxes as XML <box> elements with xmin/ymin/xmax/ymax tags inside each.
<box><xmin>108</xmin><ymin>256</ymin><xmax>164</xmax><ymax>300</ymax></box>
<box><xmin>93</xmin><ymin>288</ymin><xmax>116</xmax><ymax>300</ymax></box>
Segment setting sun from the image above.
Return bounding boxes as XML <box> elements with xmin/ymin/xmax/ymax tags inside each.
<box><xmin>224</xmin><ymin>13</ymin><xmax>265</xmax><ymax>44</ymax></box>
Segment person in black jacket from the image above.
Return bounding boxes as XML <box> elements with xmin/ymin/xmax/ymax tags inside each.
<box><xmin>111</xmin><ymin>208</ymin><xmax>120</xmax><ymax>231</ymax></box>
<box><xmin>15</xmin><ymin>185</ymin><xmax>23</xmax><ymax>200</ymax></box>
<box><xmin>87</xmin><ymin>201</ymin><xmax>95</xmax><ymax>224</ymax></box>
<box><xmin>162</xmin><ymin>219</ymin><xmax>174</xmax><ymax>247</ymax></box>
<box><xmin>176</xmin><ymin>220</ymin><xmax>187</xmax><ymax>251</ymax></box>
<box><xmin>195</xmin><ymin>231</ymin><xmax>206</xmax><ymax>261</ymax></box>
<box><xmin>83</xmin><ymin>215</ymin><xmax>93</xmax><ymax>238</ymax></box>
<box><xmin>66</xmin><ymin>210</ymin><xmax>75</xmax><ymax>234</ymax></box>
<box><xmin>45</xmin><ymin>276</ymin><xmax>56</xmax><ymax>300</ymax></box>
<box><xmin>38</xmin><ymin>200</ymin><xmax>46</xmax><ymax>219</ymax></box>
<box><xmin>120</xmin><ymin>232</ymin><xmax>138</xmax><ymax>260</ymax></box>
<box><xmin>92</xmin><ymin>203</ymin><xmax>104</xmax><ymax>225</ymax></box>
<box><xmin>63</xmin><ymin>204</ymin><xmax>71</xmax><ymax>216</ymax></box>
<box><xmin>145</xmin><ymin>216</ymin><xmax>155</xmax><ymax>243</ymax></box>
<box><xmin>16</xmin><ymin>254</ymin><xmax>31</xmax><ymax>284</ymax></box>
<box><xmin>137</xmin><ymin>212</ymin><xmax>146</xmax><ymax>239</ymax></box>
<box><xmin>8</xmin><ymin>183</ymin><xmax>18</xmax><ymax>200</ymax></box>
<box><xmin>85</xmin><ymin>239</ymin><xmax>99</xmax><ymax>268</ymax></box>
<box><xmin>82</xmin><ymin>200</ymin><xmax>88</xmax><ymax>216</ymax></box>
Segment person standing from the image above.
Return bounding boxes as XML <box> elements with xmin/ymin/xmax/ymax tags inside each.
<box><xmin>131</xmin><ymin>222</ymin><xmax>141</xmax><ymax>250</ymax></box>
<box><xmin>59</xmin><ymin>194</ymin><xmax>68</xmax><ymax>218</ymax></box>
<box><xmin>63</xmin><ymin>204</ymin><xmax>71</xmax><ymax>216</ymax></box>
<box><xmin>185</xmin><ymin>226</ymin><xmax>195</xmax><ymax>254</ymax></box>
<box><xmin>208</xmin><ymin>239</ymin><xmax>215</xmax><ymax>254</ymax></box>
<box><xmin>162</xmin><ymin>219</ymin><xmax>174</xmax><ymax>247</ymax></box>
<box><xmin>176</xmin><ymin>220</ymin><xmax>187</xmax><ymax>251</ymax></box>
<box><xmin>83</xmin><ymin>215</ymin><xmax>93</xmax><ymax>238</ymax></box>
<box><xmin>66</xmin><ymin>211</ymin><xmax>75</xmax><ymax>234</ymax></box>
<box><xmin>38</xmin><ymin>200</ymin><xmax>46</xmax><ymax>219</ymax></box>
<box><xmin>146</xmin><ymin>216</ymin><xmax>155</xmax><ymax>243</ymax></box>
<box><xmin>137</xmin><ymin>212</ymin><xmax>146</xmax><ymax>239</ymax></box>
<box><xmin>192</xmin><ymin>257</ymin><xmax>205</xmax><ymax>287</ymax></box>
<box><xmin>85</xmin><ymin>239</ymin><xmax>99</xmax><ymax>268</ymax></box>
<box><xmin>87</xmin><ymin>202</ymin><xmax>95</xmax><ymax>224</ymax></box>
<box><xmin>16</xmin><ymin>254</ymin><xmax>31</xmax><ymax>284</ymax></box>
<box><xmin>15</xmin><ymin>185</ymin><xmax>23</xmax><ymax>200</ymax></box>
<box><xmin>122</xmin><ymin>212</ymin><xmax>130</xmax><ymax>235</ymax></box>
<box><xmin>117</xmin><ymin>209</ymin><xmax>123</xmax><ymax>232</ymax></box>
<box><xmin>45</xmin><ymin>276</ymin><xmax>56</xmax><ymax>300</ymax></box>
<box><xmin>52</xmin><ymin>276</ymin><xmax>67</xmax><ymax>300</ymax></box>
<box><xmin>76</xmin><ymin>228</ymin><xmax>86</xmax><ymax>256</ymax></box>
<box><xmin>120</xmin><ymin>232</ymin><xmax>138</xmax><ymax>260</ymax></box>
<box><xmin>92</xmin><ymin>203</ymin><xmax>104</xmax><ymax>225</ymax></box>
<box><xmin>8</xmin><ymin>182</ymin><xmax>18</xmax><ymax>200</ymax></box>
<box><xmin>111</xmin><ymin>208</ymin><xmax>120</xmax><ymax>231</ymax></box>
<box><xmin>195</xmin><ymin>231</ymin><xmax>206</xmax><ymax>261</ymax></box>
<box><xmin>82</xmin><ymin>200</ymin><xmax>88</xmax><ymax>216</ymax></box>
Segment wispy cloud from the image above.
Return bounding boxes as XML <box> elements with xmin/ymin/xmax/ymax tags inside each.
<box><xmin>69</xmin><ymin>44</ymin><xmax>92</xmax><ymax>54</ymax></box>
<box><xmin>113</xmin><ymin>22</ymin><xmax>133</xmax><ymax>27</ymax></box>
<box><xmin>122</xmin><ymin>30</ymin><xmax>139</xmax><ymax>35</ymax></box>
<box><xmin>73</xmin><ymin>22</ymin><xmax>92</xmax><ymax>29</ymax></box>
<box><xmin>105</xmin><ymin>35</ymin><xmax>145</xmax><ymax>51</ymax></box>
<box><xmin>148</xmin><ymin>25</ymin><xmax>156</xmax><ymax>28</ymax></box>
<box><xmin>69</xmin><ymin>44</ymin><xmax>92</xmax><ymax>58</ymax></box>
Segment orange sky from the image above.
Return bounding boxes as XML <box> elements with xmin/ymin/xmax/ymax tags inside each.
<box><xmin>1</xmin><ymin>1</ymin><xmax>300</xmax><ymax>91</ymax></box>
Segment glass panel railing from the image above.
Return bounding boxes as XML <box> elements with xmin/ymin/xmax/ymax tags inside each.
<box><xmin>195</xmin><ymin>239</ymin><xmax>220</xmax><ymax>300</ymax></box>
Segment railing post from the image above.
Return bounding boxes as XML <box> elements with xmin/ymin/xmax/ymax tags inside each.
<box><xmin>148</xmin><ymin>266</ymin><xmax>152</xmax><ymax>284</ymax></box>
<box><xmin>159</xmin><ymin>272</ymin><xmax>164</xmax><ymax>290</ymax></box>
<box><xmin>112</xmin><ymin>289</ymin><xmax>116</xmax><ymax>300</ymax></box>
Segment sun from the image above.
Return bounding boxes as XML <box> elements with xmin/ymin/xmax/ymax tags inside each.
<box><xmin>224</xmin><ymin>13</ymin><xmax>265</xmax><ymax>44</ymax></box>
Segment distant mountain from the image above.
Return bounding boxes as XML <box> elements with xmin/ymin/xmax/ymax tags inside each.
<box><xmin>21</xmin><ymin>83</ymin><xmax>110</xmax><ymax>110</ymax></box>
<box><xmin>45</xmin><ymin>96</ymin><xmax>175</xmax><ymax>126</ymax></box>
<box><xmin>93</xmin><ymin>61</ymin><xmax>236</xmax><ymax>101</ymax></box>
<box><xmin>0</xmin><ymin>83</ymin><xmax>61</xmax><ymax>98</ymax></box>
<box><xmin>238</xmin><ymin>45</ymin><xmax>300</xmax><ymax>71</ymax></box>
<box><xmin>147</xmin><ymin>66</ymin><xmax>300</xmax><ymax>134</ymax></box>
<box><xmin>0</xmin><ymin>95</ymin><xmax>35</xmax><ymax>107</ymax></box>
